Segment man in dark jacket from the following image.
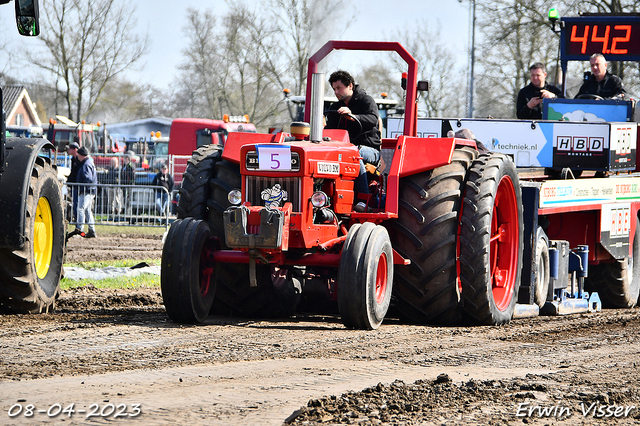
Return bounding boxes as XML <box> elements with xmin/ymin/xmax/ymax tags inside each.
<box><xmin>120</xmin><ymin>150</ymin><xmax>137</xmax><ymax>215</ymax></box>
<box><xmin>325</xmin><ymin>70</ymin><xmax>381</xmax><ymax>198</ymax></box>
<box><xmin>152</xmin><ymin>163</ymin><xmax>174</xmax><ymax>217</ymax></box>
<box><xmin>516</xmin><ymin>62</ymin><xmax>563</xmax><ymax>119</ymax></box>
<box><xmin>576</xmin><ymin>53</ymin><xmax>626</xmax><ymax>100</ymax></box>
<box><xmin>75</xmin><ymin>146</ymin><xmax>98</xmax><ymax>238</ymax></box>
<box><xmin>66</xmin><ymin>142</ymin><xmax>81</xmax><ymax>221</ymax></box>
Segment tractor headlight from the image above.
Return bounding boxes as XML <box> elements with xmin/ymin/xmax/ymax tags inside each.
<box><xmin>311</xmin><ymin>191</ymin><xmax>328</xmax><ymax>208</ymax></box>
<box><xmin>228</xmin><ymin>189</ymin><xmax>242</xmax><ymax>205</ymax></box>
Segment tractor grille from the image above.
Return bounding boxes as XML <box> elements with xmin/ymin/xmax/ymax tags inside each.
<box><xmin>245</xmin><ymin>176</ymin><xmax>301</xmax><ymax>211</ymax></box>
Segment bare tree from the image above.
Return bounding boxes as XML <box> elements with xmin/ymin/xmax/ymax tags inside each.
<box><xmin>27</xmin><ymin>0</ymin><xmax>148</xmax><ymax>122</ymax></box>
<box><xmin>472</xmin><ymin>0</ymin><xmax>640</xmax><ymax>118</ymax></box>
<box><xmin>384</xmin><ymin>22</ymin><xmax>467</xmax><ymax>118</ymax></box>
<box><xmin>176</xmin><ymin>3</ymin><xmax>290</xmax><ymax>129</ymax></box>
<box><xmin>472</xmin><ymin>0</ymin><xmax>560</xmax><ymax>118</ymax></box>
<box><xmin>264</xmin><ymin>0</ymin><xmax>342</xmax><ymax>96</ymax></box>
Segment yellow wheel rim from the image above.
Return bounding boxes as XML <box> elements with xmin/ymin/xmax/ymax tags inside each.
<box><xmin>34</xmin><ymin>196</ymin><xmax>54</xmax><ymax>279</ymax></box>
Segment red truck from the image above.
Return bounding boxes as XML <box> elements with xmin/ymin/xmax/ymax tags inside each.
<box><xmin>168</xmin><ymin>116</ymin><xmax>257</xmax><ymax>189</ymax></box>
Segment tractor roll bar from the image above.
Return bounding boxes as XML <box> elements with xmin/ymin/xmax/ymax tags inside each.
<box><xmin>304</xmin><ymin>40</ymin><xmax>418</xmax><ymax>138</ymax></box>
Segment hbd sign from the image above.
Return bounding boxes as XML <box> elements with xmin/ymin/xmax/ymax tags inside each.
<box><xmin>556</xmin><ymin>136</ymin><xmax>605</xmax><ymax>154</ymax></box>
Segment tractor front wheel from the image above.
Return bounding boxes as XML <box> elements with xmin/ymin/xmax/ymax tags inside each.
<box><xmin>459</xmin><ymin>153</ymin><xmax>523</xmax><ymax>325</ymax></box>
<box><xmin>161</xmin><ymin>218</ymin><xmax>216</xmax><ymax>324</ymax></box>
<box><xmin>338</xmin><ymin>223</ymin><xmax>393</xmax><ymax>330</ymax></box>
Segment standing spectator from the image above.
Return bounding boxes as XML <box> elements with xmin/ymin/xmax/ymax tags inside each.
<box><xmin>66</xmin><ymin>142</ymin><xmax>81</xmax><ymax>222</ymax></box>
<box><xmin>106</xmin><ymin>157</ymin><xmax>123</xmax><ymax>217</ymax></box>
<box><xmin>152</xmin><ymin>163</ymin><xmax>174</xmax><ymax>217</ymax></box>
<box><xmin>120</xmin><ymin>151</ymin><xmax>136</xmax><ymax>215</ymax></box>
<box><xmin>75</xmin><ymin>146</ymin><xmax>98</xmax><ymax>238</ymax></box>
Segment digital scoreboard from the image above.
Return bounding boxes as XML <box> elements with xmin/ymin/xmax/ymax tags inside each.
<box><xmin>561</xmin><ymin>15</ymin><xmax>640</xmax><ymax>61</ymax></box>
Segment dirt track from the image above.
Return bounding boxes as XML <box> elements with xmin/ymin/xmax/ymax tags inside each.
<box><xmin>1</xmin><ymin>233</ymin><xmax>640</xmax><ymax>425</ymax></box>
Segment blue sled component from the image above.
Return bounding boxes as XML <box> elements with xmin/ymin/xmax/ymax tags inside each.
<box><xmin>513</xmin><ymin>304</ymin><xmax>540</xmax><ymax>319</ymax></box>
<box><xmin>588</xmin><ymin>292</ymin><xmax>602</xmax><ymax>312</ymax></box>
<box><xmin>540</xmin><ymin>298</ymin><xmax>589</xmax><ymax>315</ymax></box>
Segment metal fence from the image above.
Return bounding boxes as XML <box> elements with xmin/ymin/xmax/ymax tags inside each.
<box><xmin>57</xmin><ymin>152</ymin><xmax>194</xmax><ymax>230</ymax></box>
<box><xmin>65</xmin><ymin>183</ymin><xmax>176</xmax><ymax>230</ymax></box>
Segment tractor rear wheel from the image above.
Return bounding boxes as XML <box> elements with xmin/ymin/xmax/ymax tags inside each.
<box><xmin>390</xmin><ymin>146</ymin><xmax>477</xmax><ymax>324</ymax></box>
<box><xmin>161</xmin><ymin>218</ymin><xmax>216</xmax><ymax>324</ymax></box>
<box><xmin>459</xmin><ymin>153</ymin><xmax>523</xmax><ymax>325</ymax></box>
<box><xmin>338</xmin><ymin>223</ymin><xmax>393</xmax><ymax>330</ymax></box>
<box><xmin>0</xmin><ymin>157</ymin><xmax>65</xmax><ymax>313</ymax></box>
<box><xmin>585</xmin><ymin>216</ymin><xmax>640</xmax><ymax>308</ymax></box>
<box><xmin>177</xmin><ymin>145</ymin><xmax>222</xmax><ymax>220</ymax></box>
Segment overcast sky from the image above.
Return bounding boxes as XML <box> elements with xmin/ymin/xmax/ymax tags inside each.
<box><xmin>2</xmin><ymin>0</ymin><xmax>470</xmax><ymax>88</ymax></box>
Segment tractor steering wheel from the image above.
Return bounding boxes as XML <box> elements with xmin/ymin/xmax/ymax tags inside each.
<box><xmin>324</xmin><ymin>110</ymin><xmax>363</xmax><ymax>142</ymax></box>
<box><xmin>576</xmin><ymin>93</ymin><xmax>604</xmax><ymax>101</ymax></box>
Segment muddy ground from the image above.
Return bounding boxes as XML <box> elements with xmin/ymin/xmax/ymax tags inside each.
<box><xmin>1</xmin><ymin>232</ymin><xmax>639</xmax><ymax>425</ymax></box>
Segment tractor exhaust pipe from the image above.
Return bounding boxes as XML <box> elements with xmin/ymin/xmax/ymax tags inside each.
<box><xmin>309</xmin><ymin>73</ymin><xmax>324</xmax><ymax>143</ymax></box>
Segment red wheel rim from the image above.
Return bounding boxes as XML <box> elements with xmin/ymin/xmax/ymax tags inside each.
<box><xmin>375</xmin><ymin>252</ymin><xmax>388</xmax><ymax>304</ymax></box>
<box><xmin>489</xmin><ymin>175</ymin><xmax>519</xmax><ymax>311</ymax></box>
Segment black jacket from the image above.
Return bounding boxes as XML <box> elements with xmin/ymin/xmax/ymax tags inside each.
<box><xmin>77</xmin><ymin>157</ymin><xmax>98</xmax><ymax>195</ymax></box>
<box><xmin>67</xmin><ymin>156</ymin><xmax>81</xmax><ymax>183</ymax></box>
<box><xmin>325</xmin><ymin>85</ymin><xmax>381</xmax><ymax>149</ymax></box>
<box><xmin>516</xmin><ymin>82</ymin><xmax>563</xmax><ymax>119</ymax></box>
<box><xmin>152</xmin><ymin>171</ymin><xmax>174</xmax><ymax>194</ymax></box>
<box><xmin>576</xmin><ymin>71</ymin><xmax>625</xmax><ymax>100</ymax></box>
<box><xmin>120</xmin><ymin>162</ymin><xmax>135</xmax><ymax>185</ymax></box>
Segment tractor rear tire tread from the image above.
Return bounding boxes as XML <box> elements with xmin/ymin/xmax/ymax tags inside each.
<box><xmin>459</xmin><ymin>153</ymin><xmax>524</xmax><ymax>325</ymax></box>
<box><xmin>585</xmin><ymin>217</ymin><xmax>640</xmax><ymax>308</ymax></box>
<box><xmin>177</xmin><ymin>145</ymin><xmax>222</xmax><ymax>219</ymax></box>
<box><xmin>389</xmin><ymin>146</ymin><xmax>477</xmax><ymax>325</ymax></box>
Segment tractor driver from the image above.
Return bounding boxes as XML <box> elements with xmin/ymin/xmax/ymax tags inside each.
<box><xmin>575</xmin><ymin>53</ymin><xmax>626</xmax><ymax>100</ymax></box>
<box><xmin>324</xmin><ymin>70</ymin><xmax>381</xmax><ymax>199</ymax></box>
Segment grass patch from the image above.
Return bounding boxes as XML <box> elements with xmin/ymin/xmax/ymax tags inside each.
<box><xmin>61</xmin><ymin>275</ymin><xmax>160</xmax><ymax>290</ymax></box>
<box><xmin>61</xmin><ymin>259</ymin><xmax>161</xmax><ymax>290</ymax></box>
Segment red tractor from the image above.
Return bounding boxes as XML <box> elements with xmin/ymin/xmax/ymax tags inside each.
<box><xmin>161</xmin><ymin>41</ymin><xmax>523</xmax><ymax>328</ymax></box>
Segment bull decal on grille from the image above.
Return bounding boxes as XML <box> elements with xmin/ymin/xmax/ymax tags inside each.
<box><xmin>261</xmin><ymin>184</ymin><xmax>288</xmax><ymax>209</ymax></box>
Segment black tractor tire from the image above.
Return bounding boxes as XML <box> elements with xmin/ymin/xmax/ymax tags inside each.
<box><xmin>160</xmin><ymin>218</ymin><xmax>216</xmax><ymax>324</ymax></box>
<box><xmin>0</xmin><ymin>157</ymin><xmax>65</xmax><ymax>313</ymax></box>
<box><xmin>389</xmin><ymin>146</ymin><xmax>477</xmax><ymax>325</ymax></box>
<box><xmin>459</xmin><ymin>153</ymin><xmax>524</xmax><ymax>325</ymax></box>
<box><xmin>177</xmin><ymin>145</ymin><xmax>222</xmax><ymax>220</ymax></box>
<box><xmin>585</xmin><ymin>216</ymin><xmax>640</xmax><ymax>308</ymax></box>
<box><xmin>338</xmin><ymin>223</ymin><xmax>393</xmax><ymax>329</ymax></box>
<box><xmin>161</xmin><ymin>218</ymin><xmax>216</xmax><ymax>324</ymax></box>
<box><xmin>201</xmin><ymin>159</ymin><xmax>298</xmax><ymax>318</ymax></box>
<box><xmin>207</xmin><ymin>159</ymin><xmax>243</xmax><ymax>239</ymax></box>
<box><xmin>533</xmin><ymin>227</ymin><xmax>550</xmax><ymax>309</ymax></box>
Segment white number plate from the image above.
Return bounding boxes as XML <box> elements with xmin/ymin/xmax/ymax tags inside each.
<box><xmin>257</xmin><ymin>145</ymin><xmax>291</xmax><ymax>171</ymax></box>
<box><xmin>317</xmin><ymin>162</ymin><xmax>340</xmax><ymax>175</ymax></box>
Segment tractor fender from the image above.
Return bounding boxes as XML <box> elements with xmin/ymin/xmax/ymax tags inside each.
<box><xmin>386</xmin><ymin>136</ymin><xmax>472</xmax><ymax>215</ymax></box>
<box><xmin>0</xmin><ymin>137</ymin><xmax>57</xmax><ymax>249</ymax></box>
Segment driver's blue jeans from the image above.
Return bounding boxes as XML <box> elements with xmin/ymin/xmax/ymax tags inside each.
<box><xmin>354</xmin><ymin>146</ymin><xmax>380</xmax><ymax>196</ymax></box>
